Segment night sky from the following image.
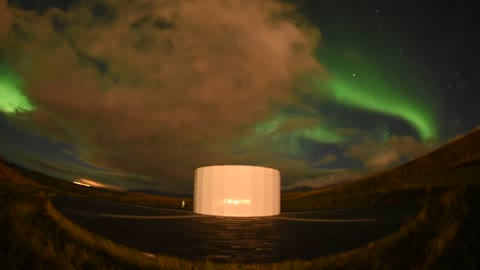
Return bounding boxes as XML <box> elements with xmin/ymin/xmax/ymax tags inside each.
<box><xmin>0</xmin><ymin>0</ymin><xmax>479</xmax><ymax>193</ymax></box>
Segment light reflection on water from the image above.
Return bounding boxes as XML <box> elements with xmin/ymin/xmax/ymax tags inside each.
<box><xmin>191</xmin><ymin>216</ymin><xmax>282</xmax><ymax>261</ymax></box>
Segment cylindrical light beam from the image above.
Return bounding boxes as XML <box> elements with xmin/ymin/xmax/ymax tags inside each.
<box><xmin>193</xmin><ymin>165</ymin><xmax>281</xmax><ymax>217</ymax></box>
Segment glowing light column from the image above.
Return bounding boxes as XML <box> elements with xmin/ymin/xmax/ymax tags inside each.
<box><xmin>193</xmin><ymin>165</ymin><xmax>280</xmax><ymax>217</ymax></box>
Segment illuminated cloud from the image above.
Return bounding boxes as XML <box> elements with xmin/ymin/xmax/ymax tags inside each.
<box><xmin>0</xmin><ymin>0</ymin><xmax>12</xmax><ymax>42</ymax></box>
<box><xmin>317</xmin><ymin>154</ymin><xmax>337</xmax><ymax>165</ymax></box>
<box><xmin>283</xmin><ymin>168</ymin><xmax>362</xmax><ymax>190</ymax></box>
<box><xmin>344</xmin><ymin>135</ymin><xmax>433</xmax><ymax>170</ymax></box>
<box><xmin>0</xmin><ymin>0</ymin><xmax>444</xmax><ymax>193</ymax></box>
<box><xmin>2</xmin><ymin>0</ymin><xmax>325</xmax><ymax>191</ymax></box>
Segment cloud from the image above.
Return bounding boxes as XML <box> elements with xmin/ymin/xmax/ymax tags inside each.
<box><xmin>283</xmin><ymin>168</ymin><xmax>362</xmax><ymax>190</ymax></box>
<box><xmin>317</xmin><ymin>154</ymin><xmax>337</xmax><ymax>165</ymax></box>
<box><xmin>344</xmin><ymin>135</ymin><xmax>432</xmax><ymax>170</ymax></box>
<box><xmin>7</xmin><ymin>151</ymin><xmax>152</xmax><ymax>189</ymax></box>
<box><xmin>214</xmin><ymin>143</ymin><xmax>329</xmax><ymax>186</ymax></box>
<box><xmin>0</xmin><ymin>0</ymin><xmax>12</xmax><ymax>42</ymax></box>
<box><xmin>3</xmin><ymin>0</ymin><xmax>326</xmax><ymax>192</ymax></box>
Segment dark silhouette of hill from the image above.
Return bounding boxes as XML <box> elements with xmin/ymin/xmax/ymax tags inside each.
<box><xmin>284</xmin><ymin>127</ymin><xmax>480</xmax><ymax>203</ymax></box>
<box><xmin>129</xmin><ymin>189</ymin><xmax>192</xmax><ymax>198</ymax></box>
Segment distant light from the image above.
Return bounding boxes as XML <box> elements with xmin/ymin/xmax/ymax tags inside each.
<box><xmin>73</xmin><ymin>178</ymin><xmax>126</xmax><ymax>192</ymax></box>
<box><xmin>73</xmin><ymin>181</ymin><xmax>91</xmax><ymax>187</ymax></box>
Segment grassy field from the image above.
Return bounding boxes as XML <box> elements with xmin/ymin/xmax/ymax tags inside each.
<box><xmin>1</xmin><ymin>128</ymin><xmax>480</xmax><ymax>269</ymax></box>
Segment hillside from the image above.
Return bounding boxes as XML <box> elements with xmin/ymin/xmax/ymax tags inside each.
<box><xmin>282</xmin><ymin>128</ymin><xmax>480</xmax><ymax>211</ymax></box>
<box><xmin>15</xmin><ymin>164</ymin><xmax>194</xmax><ymax>209</ymax></box>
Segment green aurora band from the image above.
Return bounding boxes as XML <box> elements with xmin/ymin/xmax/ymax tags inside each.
<box><xmin>319</xmin><ymin>54</ymin><xmax>437</xmax><ymax>142</ymax></box>
<box><xmin>253</xmin><ymin>113</ymin><xmax>349</xmax><ymax>144</ymax></box>
<box><xmin>0</xmin><ymin>67</ymin><xmax>35</xmax><ymax>114</ymax></box>
<box><xmin>247</xmin><ymin>52</ymin><xmax>437</xmax><ymax>152</ymax></box>
<box><xmin>325</xmin><ymin>76</ymin><xmax>436</xmax><ymax>141</ymax></box>
<box><xmin>241</xmin><ymin>112</ymin><xmax>350</xmax><ymax>156</ymax></box>
<box><xmin>319</xmin><ymin>49</ymin><xmax>437</xmax><ymax>142</ymax></box>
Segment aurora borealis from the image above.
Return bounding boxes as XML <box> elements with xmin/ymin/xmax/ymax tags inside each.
<box><xmin>325</xmin><ymin>62</ymin><xmax>437</xmax><ymax>142</ymax></box>
<box><xmin>243</xmin><ymin>50</ymin><xmax>437</xmax><ymax>157</ymax></box>
<box><xmin>0</xmin><ymin>0</ymin><xmax>479</xmax><ymax>193</ymax></box>
<box><xmin>0</xmin><ymin>65</ymin><xmax>35</xmax><ymax>114</ymax></box>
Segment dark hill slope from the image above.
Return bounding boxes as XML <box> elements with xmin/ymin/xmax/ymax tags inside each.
<box><xmin>283</xmin><ymin>128</ymin><xmax>480</xmax><ymax>211</ymax></box>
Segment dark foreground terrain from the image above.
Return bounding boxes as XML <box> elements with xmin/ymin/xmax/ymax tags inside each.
<box><xmin>53</xmin><ymin>196</ymin><xmax>418</xmax><ymax>263</ymax></box>
<box><xmin>1</xmin><ymin>128</ymin><xmax>480</xmax><ymax>269</ymax></box>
